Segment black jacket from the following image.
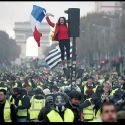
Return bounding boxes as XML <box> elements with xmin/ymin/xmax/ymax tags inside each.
<box><xmin>17</xmin><ymin>95</ymin><xmax>31</xmax><ymax>119</ymax></box>
<box><xmin>38</xmin><ymin>102</ymin><xmax>53</xmax><ymax>122</ymax></box>
<box><xmin>65</xmin><ymin>101</ymin><xmax>81</xmax><ymax>122</ymax></box>
<box><xmin>18</xmin><ymin>95</ymin><xmax>30</xmax><ymax>110</ymax></box>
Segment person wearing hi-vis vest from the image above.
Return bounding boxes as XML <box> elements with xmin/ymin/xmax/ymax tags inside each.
<box><xmin>17</xmin><ymin>88</ymin><xmax>30</xmax><ymax>122</ymax></box>
<box><xmin>0</xmin><ymin>87</ymin><xmax>17</xmax><ymax>122</ymax></box>
<box><xmin>9</xmin><ymin>87</ymin><xmax>21</xmax><ymax>114</ymax></box>
<box><xmin>82</xmin><ymin>98</ymin><xmax>94</xmax><ymax>121</ymax></box>
<box><xmin>91</xmin><ymin>101</ymin><xmax>117</xmax><ymax>122</ymax></box>
<box><xmin>29</xmin><ymin>88</ymin><xmax>45</xmax><ymax>121</ymax></box>
<box><xmin>45</xmin><ymin>92</ymin><xmax>75</xmax><ymax>122</ymax></box>
<box><xmin>82</xmin><ymin>77</ymin><xmax>98</xmax><ymax>100</ymax></box>
<box><xmin>101</xmin><ymin>81</ymin><xmax>112</xmax><ymax>102</ymax></box>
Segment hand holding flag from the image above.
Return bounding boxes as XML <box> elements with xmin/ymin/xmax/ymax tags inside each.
<box><xmin>30</xmin><ymin>5</ymin><xmax>54</xmax><ymax>47</ymax></box>
<box><xmin>46</xmin><ymin>13</ymin><xmax>54</xmax><ymax>17</ymax></box>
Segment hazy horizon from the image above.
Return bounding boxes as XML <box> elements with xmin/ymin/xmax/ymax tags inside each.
<box><xmin>0</xmin><ymin>1</ymin><xmax>95</xmax><ymax>39</ymax></box>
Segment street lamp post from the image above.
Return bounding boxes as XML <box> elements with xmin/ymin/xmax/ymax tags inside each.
<box><xmin>103</xmin><ymin>16</ymin><xmax>115</xmax><ymax>72</ymax></box>
<box><xmin>92</xmin><ymin>24</ymin><xmax>103</xmax><ymax>67</ymax></box>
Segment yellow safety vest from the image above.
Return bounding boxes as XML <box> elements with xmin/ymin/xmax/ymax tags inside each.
<box><xmin>84</xmin><ymin>84</ymin><xmax>98</xmax><ymax>95</ymax></box>
<box><xmin>37</xmin><ymin>86</ymin><xmax>43</xmax><ymax>90</ymax></box>
<box><xmin>110</xmin><ymin>88</ymin><xmax>119</xmax><ymax>96</ymax></box>
<box><xmin>93</xmin><ymin>109</ymin><xmax>101</xmax><ymax>120</ymax></box>
<box><xmin>30</xmin><ymin>96</ymin><xmax>45</xmax><ymax>120</ymax></box>
<box><xmin>64</xmin><ymin>80</ymin><xmax>68</xmax><ymax>85</ymax></box>
<box><xmin>98</xmin><ymin>79</ymin><xmax>105</xmax><ymax>85</ymax></box>
<box><xmin>39</xmin><ymin>81</ymin><xmax>44</xmax><ymax>86</ymax></box>
<box><xmin>30</xmin><ymin>95</ymin><xmax>35</xmax><ymax>102</ymax></box>
<box><xmin>83</xmin><ymin>98</ymin><xmax>94</xmax><ymax>121</ymax></box>
<box><xmin>82</xmin><ymin>81</ymin><xmax>87</xmax><ymax>86</ymax></box>
<box><xmin>22</xmin><ymin>81</ymin><xmax>32</xmax><ymax>87</ymax></box>
<box><xmin>28</xmin><ymin>81</ymin><xmax>32</xmax><ymax>86</ymax></box>
<box><xmin>17</xmin><ymin>95</ymin><xmax>28</xmax><ymax>117</ymax></box>
<box><xmin>13</xmin><ymin>83</ymin><xmax>18</xmax><ymax>88</ymax></box>
<box><xmin>47</xmin><ymin>108</ymin><xmax>74</xmax><ymax>122</ymax></box>
<box><xmin>4</xmin><ymin>100</ymin><xmax>12</xmax><ymax>122</ymax></box>
<box><xmin>9</xmin><ymin>95</ymin><xmax>15</xmax><ymax>105</ymax></box>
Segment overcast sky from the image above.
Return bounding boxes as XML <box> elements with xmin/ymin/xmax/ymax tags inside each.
<box><xmin>0</xmin><ymin>1</ymin><xmax>95</xmax><ymax>38</ymax></box>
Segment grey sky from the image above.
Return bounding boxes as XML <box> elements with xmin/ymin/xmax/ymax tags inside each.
<box><xmin>0</xmin><ymin>1</ymin><xmax>95</xmax><ymax>38</ymax></box>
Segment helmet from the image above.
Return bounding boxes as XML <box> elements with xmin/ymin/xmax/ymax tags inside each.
<box><xmin>54</xmin><ymin>92</ymin><xmax>67</xmax><ymax>112</ymax></box>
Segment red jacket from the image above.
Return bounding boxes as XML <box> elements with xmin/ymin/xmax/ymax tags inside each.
<box><xmin>46</xmin><ymin>16</ymin><xmax>69</xmax><ymax>41</ymax></box>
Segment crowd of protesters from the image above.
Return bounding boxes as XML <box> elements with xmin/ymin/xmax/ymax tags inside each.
<box><xmin>0</xmin><ymin>60</ymin><xmax>125</xmax><ymax>122</ymax></box>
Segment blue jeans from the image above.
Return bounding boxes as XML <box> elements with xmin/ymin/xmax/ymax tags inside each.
<box><xmin>17</xmin><ymin>118</ymin><xmax>28</xmax><ymax>122</ymax></box>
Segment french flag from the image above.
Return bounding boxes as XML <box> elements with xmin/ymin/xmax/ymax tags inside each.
<box><xmin>30</xmin><ymin>5</ymin><xmax>46</xmax><ymax>47</ymax></box>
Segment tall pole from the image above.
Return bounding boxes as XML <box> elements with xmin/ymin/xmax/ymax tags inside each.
<box><xmin>96</xmin><ymin>25</ymin><xmax>100</xmax><ymax>67</ymax></box>
<box><xmin>121</xmin><ymin>2</ymin><xmax>125</xmax><ymax>74</ymax></box>
<box><xmin>71</xmin><ymin>37</ymin><xmax>77</xmax><ymax>90</ymax></box>
<box><xmin>64</xmin><ymin>8</ymin><xmax>80</xmax><ymax>90</ymax></box>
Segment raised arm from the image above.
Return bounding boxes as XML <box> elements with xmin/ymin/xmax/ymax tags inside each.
<box><xmin>46</xmin><ymin>16</ymin><xmax>55</xmax><ymax>28</ymax></box>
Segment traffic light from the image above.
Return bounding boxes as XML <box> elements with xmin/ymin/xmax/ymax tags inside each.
<box><xmin>65</xmin><ymin>8</ymin><xmax>80</xmax><ymax>37</ymax></box>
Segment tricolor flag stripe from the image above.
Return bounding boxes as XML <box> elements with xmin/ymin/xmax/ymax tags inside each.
<box><xmin>30</xmin><ymin>15</ymin><xmax>41</xmax><ymax>31</ymax></box>
<box><xmin>30</xmin><ymin>5</ymin><xmax>46</xmax><ymax>47</ymax></box>
<box><xmin>31</xmin><ymin>5</ymin><xmax>46</xmax><ymax>22</ymax></box>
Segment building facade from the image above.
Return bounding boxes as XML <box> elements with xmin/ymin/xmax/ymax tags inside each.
<box><xmin>14</xmin><ymin>22</ymin><xmax>51</xmax><ymax>59</ymax></box>
<box><xmin>95</xmin><ymin>2</ymin><xmax>122</xmax><ymax>15</ymax></box>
